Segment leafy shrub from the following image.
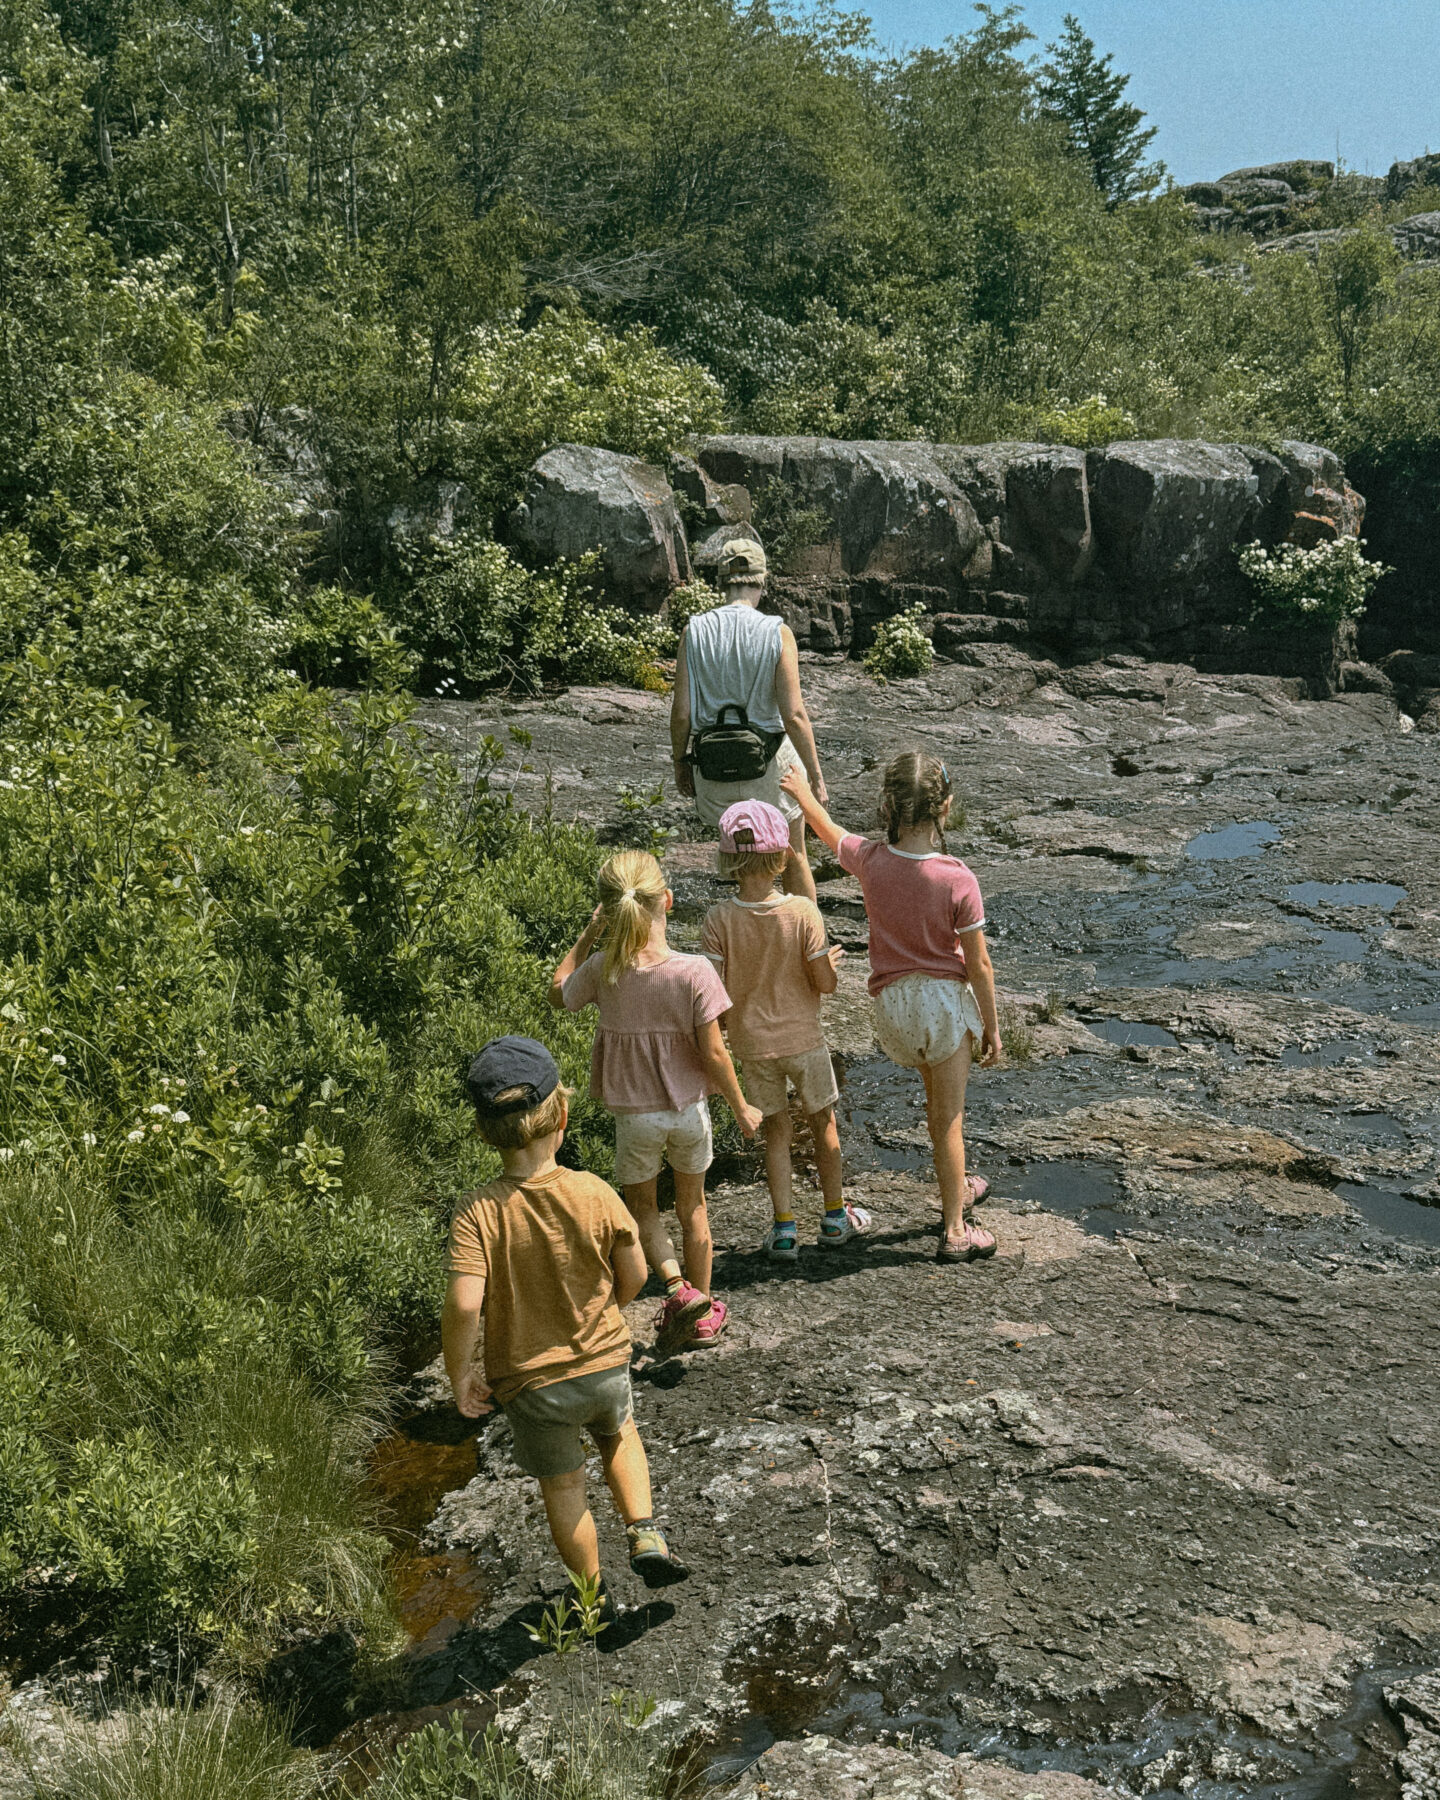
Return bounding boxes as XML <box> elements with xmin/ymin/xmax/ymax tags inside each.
<box><xmin>1035</xmin><ymin>393</ymin><xmax>1137</xmax><ymax>447</ymax></box>
<box><xmin>663</xmin><ymin>577</ymin><xmax>724</xmax><ymax>642</ymax></box>
<box><xmin>1238</xmin><ymin>535</ymin><xmax>1391</xmax><ymax>625</ymax></box>
<box><xmin>395</xmin><ymin>534</ymin><xmax>668</xmax><ymax>692</ymax></box>
<box><xmin>284</xmin><ymin>586</ymin><xmax>418</xmax><ymax>690</ymax></box>
<box><xmin>864</xmin><ymin>605</ymin><xmax>934</xmax><ymax>681</ymax></box>
<box><xmin>454</xmin><ymin>309</ymin><xmax>726</xmax><ymax>512</ymax></box>
<box><xmin>748</xmin><ymin>479</ymin><xmax>832</xmax><ymax>572</ymax></box>
<box><xmin>0</xmin><ymin>658</ymin><xmax>605</xmax><ymax>1643</ymax></box>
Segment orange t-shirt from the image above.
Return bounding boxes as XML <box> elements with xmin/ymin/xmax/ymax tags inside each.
<box><xmin>699</xmin><ymin>894</ymin><xmax>830</xmax><ymax>1060</ymax></box>
<box><xmin>446</xmin><ymin>1166</ymin><xmax>637</xmax><ymax>1403</ymax></box>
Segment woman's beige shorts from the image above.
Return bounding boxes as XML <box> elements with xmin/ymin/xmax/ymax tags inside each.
<box><xmin>692</xmin><ymin>735</ymin><xmax>803</xmax><ymax>829</ymax></box>
<box><xmin>741</xmin><ymin>1045</ymin><xmax>840</xmax><ymax>1118</ymax></box>
<box><xmin>872</xmin><ymin>974</ymin><xmax>983</xmax><ymax>1069</ymax></box>
<box><xmin>612</xmin><ymin>1099</ymin><xmax>714</xmax><ymax>1187</ymax></box>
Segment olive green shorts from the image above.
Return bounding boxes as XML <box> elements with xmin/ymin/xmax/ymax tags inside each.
<box><xmin>502</xmin><ymin>1364</ymin><xmax>634</xmax><ymax>1480</ymax></box>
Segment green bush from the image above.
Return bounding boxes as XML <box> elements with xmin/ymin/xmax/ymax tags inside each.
<box><xmin>1238</xmin><ymin>535</ymin><xmax>1391</xmax><ymax>626</ymax></box>
<box><xmin>1035</xmin><ymin>393</ymin><xmax>1137</xmax><ymax>448</ymax></box>
<box><xmin>663</xmin><ymin>577</ymin><xmax>724</xmax><ymax>642</ymax></box>
<box><xmin>393</xmin><ymin>534</ymin><xmax>668</xmax><ymax>693</ymax></box>
<box><xmin>864</xmin><ymin>605</ymin><xmax>934</xmax><ymax>681</ymax></box>
<box><xmin>0</xmin><ymin>658</ymin><xmax>605</xmax><ymax>1643</ymax></box>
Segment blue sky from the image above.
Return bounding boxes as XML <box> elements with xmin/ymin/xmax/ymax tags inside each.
<box><xmin>859</xmin><ymin>0</ymin><xmax>1440</xmax><ymax>184</ymax></box>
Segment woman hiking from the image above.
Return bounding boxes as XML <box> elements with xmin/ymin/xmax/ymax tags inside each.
<box><xmin>670</xmin><ymin>539</ymin><xmax>826</xmax><ymax>902</ymax></box>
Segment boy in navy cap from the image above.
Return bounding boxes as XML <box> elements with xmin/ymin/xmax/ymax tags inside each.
<box><xmin>442</xmin><ymin>1036</ymin><xmax>688</xmax><ymax>1594</ymax></box>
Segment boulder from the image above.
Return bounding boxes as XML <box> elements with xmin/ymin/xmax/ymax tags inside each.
<box><xmin>1218</xmin><ymin>159</ymin><xmax>1333</xmax><ymax>189</ymax></box>
<box><xmin>1386</xmin><ymin>151</ymin><xmax>1440</xmax><ymax>203</ymax></box>
<box><xmin>1087</xmin><ymin>440</ymin><xmax>1261</xmax><ymax>585</ymax></box>
<box><xmin>935</xmin><ymin>443</ymin><xmax>1093</xmax><ymax>586</ymax></box>
<box><xmin>1337</xmin><ymin>659</ymin><xmax>1393</xmax><ymax>696</ymax></box>
<box><xmin>694</xmin><ymin>436</ymin><xmax>984</xmax><ymax>589</ymax></box>
<box><xmin>1218</xmin><ymin>177</ymin><xmax>1295</xmax><ymax>206</ymax></box>
<box><xmin>1178</xmin><ymin>182</ymin><xmax>1225</xmax><ymax>207</ymax></box>
<box><xmin>509</xmin><ymin>444</ymin><xmax>689</xmax><ymax>611</ymax></box>
<box><xmin>1277</xmin><ymin>440</ymin><xmax>1365</xmax><ymax>539</ymax></box>
<box><xmin>1390</xmin><ymin>211</ymin><xmax>1440</xmax><ymax>259</ymax></box>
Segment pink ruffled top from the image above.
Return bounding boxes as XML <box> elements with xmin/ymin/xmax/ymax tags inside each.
<box><xmin>562</xmin><ymin>951</ymin><xmax>731</xmax><ymax>1113</ymax></box>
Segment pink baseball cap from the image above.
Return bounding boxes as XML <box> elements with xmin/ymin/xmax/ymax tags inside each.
<box><xmin>718</xmin><ymin>799</ymin><xmax>791</xmax><ymax>854</ymax></box>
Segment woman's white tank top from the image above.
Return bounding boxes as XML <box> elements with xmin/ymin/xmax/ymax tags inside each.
<box><xmin>686</xmin><ymin>604</ymin><xmax>784</xmax><ymax>732</ymax></box>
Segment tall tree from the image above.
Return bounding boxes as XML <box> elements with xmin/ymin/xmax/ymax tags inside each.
<box><xmin>1037</xmin><ymin>14</ymin><xmax>1158</xmax><ymax>207</ymax></box>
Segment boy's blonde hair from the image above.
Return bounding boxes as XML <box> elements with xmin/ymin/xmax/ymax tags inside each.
<box><xmin>474</xmin><ymin>1083</ymin><xmax>572</xmax><ymax>1150</ymax></box>
<box><xmin>718</xmin><ymin>846</ymin><xmax>790</xmax><ymax>882</ymax></box>
<box><xmin>596</xmin><ymin>849</ymin><xmax>667</xmax><ymax>985</ymax></box>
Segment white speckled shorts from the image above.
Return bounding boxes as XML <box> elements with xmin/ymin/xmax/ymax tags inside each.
<box><xmin>872</xmin><ymin>974</ymin><xmax>983</xmax><ymax>1069</ymax></box>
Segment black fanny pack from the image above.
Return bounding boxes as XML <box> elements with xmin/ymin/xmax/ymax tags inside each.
<box><xmin>689</xmin><ymin>704</ymin><xmax>785</xmax><ymax>784</ymax></box>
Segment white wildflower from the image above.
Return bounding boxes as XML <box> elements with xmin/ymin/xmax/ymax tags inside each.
<box><xmin>171</xmin><ymin>1110</ymin><xmax>190</xmax><ymax>1125</ymax></box>
<box><xmin>50</xmin><ymin>1053</ymin><xmax>66</xmax><ymax>1067</ymax></box>
<box><xmin>148</xmin><ymin>1102</ymin><xmax>171</xmax><ymax>1115</ymax></box>
<box><xmin>126</xmin><ymin>1129</ymin><xmax>145</xmax><ymax>1143</ymax></box>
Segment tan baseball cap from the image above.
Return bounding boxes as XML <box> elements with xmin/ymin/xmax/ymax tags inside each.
<box><xmin>719</xmin><ymin>539</ymin><xmax>767</xmax><ymax>582</ymax></box>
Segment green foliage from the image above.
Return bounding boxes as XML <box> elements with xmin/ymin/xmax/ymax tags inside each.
<box><xmin>392</xmin><ymin>536</ymin><xmax>669</xmax><ymax>693</ymax></box>
<box><xmin>0</xmin><ymin>658</ymin><xmax>605</xmax><ymax>1642</ymax></box>
<box><xmin>1038</xmin><ymin>14</ymin><xmax>1160</xmax><ymax>207</ymax></box>
<box><xmin>1036</xmin><ymin>394</ymin><xmax>1137</xmax><ymax>448</ymax></box>
<box><xmin>863</xmin><ymin>605</ymin><xmax>934</xmax><ymax>681</ymax></box>
<box><xmin>1238</xmin><ymin>536</ymin><xmax>1391</xmax><ymax>626</ymax></box>
<box><xmin>27</xmin><ymin>1694</ymin><xmax>315</xmax><ymax>1800</ymax></box>
<box><xmin>524</xmin><ymin>1569</ymin><xmax>611</xmax><ymax>1655</ymax></box>
<box><xmin>663</xmin><ymin>578</ymin><xmax>724</xmax><ymax>642</ymax></box>
<box><xmin>747</xmin><ymin>481</ymin><xmax>832</xmax><ymax>573</ymax></box>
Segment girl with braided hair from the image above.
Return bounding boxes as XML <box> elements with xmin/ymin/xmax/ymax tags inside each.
<box><xmin>782</xmin><ymin>752</ymin><xmax>1002</xmax><ymax>1263</ymax></box>
<box><xmin>550</xmin><ymin>850</ymin><xmax>762</xmax><ymax>1348</ymax></box>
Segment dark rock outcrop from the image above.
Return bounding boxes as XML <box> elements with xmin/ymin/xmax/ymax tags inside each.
<box><xmin>695</xmin><ymin>437</ymin><xmax>986</xmax><ymax>589</ymax></box>
<box><xmin>509</xmin><ymin>443</ymin><xmax>689</xmax><ymax>611</ymax></box>
<box><xmin>1387</xmin><ymin>151</ymin><xmax>1440</xmax><ymax>203</ymax></box>
<box><xmin>387</xmin><ymin>478</ymin><xmax>477</xmax><ymax>549</ymax></box>
<box><xmin>1087</xmin><ymin>440</ymin><xmax>1260</xmax><ymax>585</ymax></box>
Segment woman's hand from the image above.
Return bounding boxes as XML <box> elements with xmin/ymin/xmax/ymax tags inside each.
<box><xmin>673</xmin><ymin>757</ymin><xmax>695</xmax><ymax>799</ymax></box>
<box><xmin>735</xmin><ymin>1100</ymin><xmax>764</xmax><ymax>1138</ymax></box>
<box><xmin>978</xmin><ymin>1024</ymin><xmax>1003</xmax><ymax>1068</ymax></box>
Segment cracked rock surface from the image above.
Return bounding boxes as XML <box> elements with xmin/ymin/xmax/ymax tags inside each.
<box><xmin>388</xmin><ymin>656</ymin><xmax>1440</xmax><ymax>1797</ymax></box>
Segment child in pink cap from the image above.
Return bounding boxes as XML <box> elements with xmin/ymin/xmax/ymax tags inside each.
<box><xmin>700</xmin><ymin>800</ymin><xmax>870</xmax><ymax>1260</ymax></box>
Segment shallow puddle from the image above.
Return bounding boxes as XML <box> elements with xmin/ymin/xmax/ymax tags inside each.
<box><xmin>1085</xmin><ymin>1017</ymin><xmax>1182</xmax><ymax>1048</ymax></box>
<box><xmin>368</xmin><ymin>1417</ymin><xmax>491</xmax><ymax>1642</ymax></box>
<box><xmin>1185</xmin><ymin>821</ymin><xmax>1281</xmax><ymax>860</ymax></box>
<box><xmin>1286</xmin><ymin>880</ymin><xmax>1408</xmax><ymax>910</ymax></box>
<box><xmin>1338</xmin><ymin>1182</ymin><xmax>1440</xmax><ymax>1248</ymax></box>
<box><xmin>705</xmin><ymin>1654</ymin><xmax>1422</xmax><ymax>1798</ymax></box>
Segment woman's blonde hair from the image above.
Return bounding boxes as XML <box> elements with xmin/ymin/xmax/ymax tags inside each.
<box><xmin>596</xmin><ymin>850</ymin><xmax>667</xmax><ymax>984</ymax></box>
<box><xmin>879</xmin><ymin>750</ymin><xmax>954</xmax><ymax>853</ymax></box>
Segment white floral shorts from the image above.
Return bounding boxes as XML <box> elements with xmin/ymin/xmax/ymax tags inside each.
<box><xmin>872</xmin><ymin>974</ymin><xmax>983</xmax><ymax>1069</ymax></box>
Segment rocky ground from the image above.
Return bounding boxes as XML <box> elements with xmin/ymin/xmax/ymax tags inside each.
<box><xmin>368</xmin><ymin>655</ymin><xmax>1440</xmax><ymax>1795</ymax></box>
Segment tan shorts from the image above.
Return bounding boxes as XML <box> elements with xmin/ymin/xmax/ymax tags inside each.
<box><xmin>503</xmin><ymin>1364</ymin><xmax>633</xmax><ymax>1480</ymax></box>
<box><xmin>742</xmin><ymin>1046</ymin><xmax>839</xmax><ymax>1118</ymax></box>
<box><xmin>692</xmin><ymin>734</ymin><xmax>802</xmax><ymax>829</ymax></box>
<box><xmin>872</xmin><ymin>974</ymin><xmax>983</xmax><ymax>1069</ymax></box>
<box><xmin>612</xmin><ymin>1099</ymin><xmax>713</xmax><ymax>1187</ymax></box>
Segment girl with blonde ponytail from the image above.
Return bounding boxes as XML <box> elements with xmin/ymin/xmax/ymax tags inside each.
<box><xmin>550</xmin><ymin>851</ymin><xmax>762</xmax><ymax>1350</ymax></box>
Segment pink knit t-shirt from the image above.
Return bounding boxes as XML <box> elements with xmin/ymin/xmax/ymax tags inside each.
<box><xmin>562</xmin><ymin>951</ymin><xmax>731</xmax><ymax>1113</ymax></box>
<box><xmin>836</xmin><ymin>835</ymin><xmax>987</xmax><ymax>997</ymax></box>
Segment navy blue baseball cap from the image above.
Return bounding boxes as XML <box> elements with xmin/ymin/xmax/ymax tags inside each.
<box><xmin>466</xmin><ymin>1037</ymin><xmax>560</xmax><ymax>1115</ymax></box>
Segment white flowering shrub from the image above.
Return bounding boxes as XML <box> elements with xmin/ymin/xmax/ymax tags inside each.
<box><xmin>1238</xmin><ymin>535</ymin><xmax>1391</xmax><ymax>626</ymax></box>
<box><xmin>664</xmin><ymin>577</ymin><xmax>724</xmax><ymax>644</ymax></box>
<box><xmin>457</xmin><ymin>309</ymin><xmax>726</xmax><ymax>510</ymax></box>
<box><xmin>864</xmin><ymin>604</ymin><xmax>934</xmax><ymax>681</ymax></box>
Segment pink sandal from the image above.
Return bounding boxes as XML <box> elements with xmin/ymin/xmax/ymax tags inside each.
<box><xmin>937</xmin><ymin>1220</ymin><xmax>996</xmax><ymax>1264</ymax></box>
<box><xmin>965</xmin><ymin>1175</ymin><xmax>990</xmax><ymax>1207</ymax></box>
<box><xmin>688</xmin><ymin>1298</ymin><xmax>729</xmax><ymax>1347</ymax></box>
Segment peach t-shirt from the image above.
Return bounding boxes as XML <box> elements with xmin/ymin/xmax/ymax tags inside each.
<box><xmin>699</xmin><ymin>895</ymin><xmax>829</xmax><ymax>1060</ymax></box>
